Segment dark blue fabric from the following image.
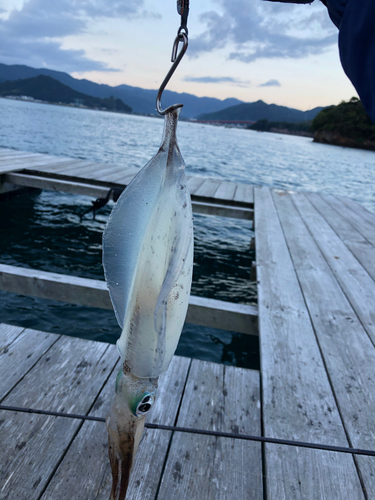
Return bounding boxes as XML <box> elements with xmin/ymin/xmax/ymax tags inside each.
<box><xmin>326</xmin><ymin>0</ymin><xmax>347</xmax><ymax>28</ymax></box>
<box><xmin>327</xmin><ymin>0</ymin><xmax>375</xmax><ymax>123</ymax></box>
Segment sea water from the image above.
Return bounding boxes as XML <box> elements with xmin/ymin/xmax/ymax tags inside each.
<box><xmin>0</xmin><ymin>98</ymin><xmax>374</xmax><ymax>368</ymax></box>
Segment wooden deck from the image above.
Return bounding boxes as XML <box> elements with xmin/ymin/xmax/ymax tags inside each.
<box><xmin>255</xmin><ymin>188</ymin><xmax>375</xmax><ymax>499</ymax></box>
<box><xmin>1</xmin><ymin>147</ymin><xmax>375</xmax><ymax>498</ymax></box>
<box><xmin>0</xmin><ymin>148</ymin><xmax>254</xmax><ymax>220</ymax></box>
<box><xmin>0</xmin><ymin>324</ymin><xmax>262</xmax><ymax>500</ymax></box>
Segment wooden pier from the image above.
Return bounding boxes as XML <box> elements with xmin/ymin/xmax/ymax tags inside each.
<box><xmin>0</xmin><ymin>324</ymin><xmax>262</xmax><ymax>500</ymax></box>
<box><xmin>1</xmin><ymin>148</ymin><xmax>375</xmax><ymax>499</ymax></box>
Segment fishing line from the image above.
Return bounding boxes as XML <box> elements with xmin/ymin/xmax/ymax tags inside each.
<box><xmin>1</xmin><ymin>404</ymin><xmax>375</xmax><ymax>457</ymax></box>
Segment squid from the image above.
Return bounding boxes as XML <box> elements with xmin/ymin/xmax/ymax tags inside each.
<box><xmin>102</xmin><ymin>106</ymin><xmax>193</xmax><ymax>499</ymax></box>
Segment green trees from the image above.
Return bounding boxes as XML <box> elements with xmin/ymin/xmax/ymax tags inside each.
<box><xmin>312</xmin><ymin>97</ymin><xmax>375</xmax><ymax>142</ymax></box>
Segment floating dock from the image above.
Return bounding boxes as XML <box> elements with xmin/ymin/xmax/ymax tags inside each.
<box><xmin>1</xmin><ymin>148</ymin><xmax>375</xmax><ymax>499</ymax></box>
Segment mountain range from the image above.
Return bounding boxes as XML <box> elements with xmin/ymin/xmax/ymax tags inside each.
<box><xmin>199</xmin><ymin>101</ymin><xmax>324</xmax><ymax>123</ymax></box>
<box><xmin>0</xmin><ymin>63</ymin><xmax>242</xmax><ymax>119</ymax></box>
<box><xmin>0</xmin><ymin>75</ymin><xmax>132</xmax><ymax>113</ymax></box>
<box><xmin>0</xmin><ymin>62</ymin><xmax>324</xmax><ymax>122</ymax></box>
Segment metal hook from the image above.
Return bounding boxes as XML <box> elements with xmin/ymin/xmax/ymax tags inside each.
<box><xmin>156</xmin><ymin>30</ymin><xmax>188</xmax><ymax>116</ymax></box>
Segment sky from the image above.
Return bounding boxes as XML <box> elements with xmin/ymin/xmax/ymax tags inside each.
<box><xmin>0</xmin><ymin>0</ymin><xmax>358</xmax><ymax>111</ymax></box>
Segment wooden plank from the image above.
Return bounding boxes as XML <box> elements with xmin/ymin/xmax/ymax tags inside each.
<box><xmin>186</xmin><ymin>176</ymin><xmax>206</xmax><ymax>195</ymax></box>
<box><xmin>0</xmin><ymin>327</ymin><xmax>59</xmax><ymax>402</ymax></box>
<box><xmin>85</xmin><ymin>167</ymin><xmax>126</xmax><ymax>183</ymax></box>
<box><xmin>187</xmin><ymin>295</ymin><xmax>258</xmax><ymax>335</ymax></box>
<box><xmin>18</xmin><ymin>159</ymin><xmax>78</xmax><ymax>175</ymax></box>
<box><xmin>306</xmin><ymin>192</ymin><xmax>375</xmax><ymax>281</ymax></box>
<box><xmin>4</xmin><ymin>173</ymin><xmax>111</xmax><ymax>198</ymax></box>
<box><xmin>0</xmin><ymin>155</ymin><xmax>72</xmax><ymax>174</ymax></box>
<box><xmin>53</xmin><ymin>161</ymin><xmax>114</xmax><ymax>179</ymax></box>
<box><xmin>0</xmin><ymin>153</ymin><xmax>42</xmax><ymax>162</ymax></box>
<box><xmin>254</xmin><ymin>187</ymin><xmax>363</xmax><ymax>499</ymax></box>
<box><xmin>158</xmin><ymin>360</ymin><xmax>263</xmax><ymax>499</ymax></box>
<box><xmin>86</xmin><ymin>165</ymin><xmax>132</xmax><ymax>184</ymax></box>
<box><xmin>233</xmin><ymin>183</ymin><xmax>254</xmax><ymax>205</ymax></box>
<box><xmin>191</xmin><ymin>200</ymin><xmax>254</xmax><ymax>220</ymax></box>
<box><xmin>0</xmin><ymin>149</ymin><xmax>31</xmax><ymax>158</ymax></box>
<box><xmin>3</xmin><ymin>334</ymin><xmax>118</xmax><ymax>412</ymax></box>
<box><xmin>85</xmin><ymin>163</ymin><xmax>131</xmax><ymax>181</ymax></box>
<box><xmin>274</xmin><ymin>189</ymin><xmax>375</xmax><ymax>496</ymax></box>
<box><xmin>193</xmin><ymin>178</ymin><xmax>221</xmax><ymax>198</ymax></box>
<box><xmin>291</xmin><ymin>193</ymin><xmax>375</xmax><ymax>346</ymax></box>
<box><xmin>36</xmin><ymin>159</ymin><xmax>96</xmax><ymax>174</ymax></box>
<box><xmin>22</xmin><ymin>156</ymin><xmax>74</xmax><ymax>169</ymax></box>
<box><xmin>0</xmin><ymin>156</ymin><xmax>48</xmax><ymax>172</ymax></box>
<box><xmin>339</xmin><ymin>195</ymin><xmax>375</xmax><ymax>225</ymax></box>
<box><xmin>0</xmin><ymin>148</ymin><xmax>39</xmax><ymax>157</ymax></box>
<box><xmin>0</xmin><ymin>323</ymin><xmax>25</xmax><ymax>351</ymax></box>
<box><xmin>41</xmin><ymin>356</ymin><xmax>191</xmax><ymax>500</ymax></box>
<box><xmin>0</xmin><ymin>264</ymin><xmax>258</xmax><ymax>335</ymax></box>
<box><xmin>3</xmin><ymin>173</ymin><xmax>254</xmax><ymax>219</ymax></box>
<box><xmin>213</xmin><ymin>180</ymin><xmax>237</xmax><ymax>201</ymax></box>
<box><xmin>0</xmin><ymin>334</ymin><xmax>119</xmax><ymax>500</ymax></box>
<box><xmin>322</xmin><ymin>194</ymin><xmax>375</xmax><ymax>248</ymax></box>
<box><xmin>103</xmin><ymin>167</ymin><xmax>141</xmax><ymax>184</ymax></box>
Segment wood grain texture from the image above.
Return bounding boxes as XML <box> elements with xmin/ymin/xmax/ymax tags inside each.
<box><xmin>0</xmin><ymin>335</ymin><xmax>119</xmax><ymax>500</ymax></box>
<box><xmin>0</xmin><ymin>323</ymin><xmax>25</xmax><ymax>351</ymax></box>
<box><xmin>0</xmin><ymin>153</ymin><xmax>41</xmax><ymax>162</ymax></box>
<box><xmin>0</xmin><ymin>156</ymin><xmax>73</xmax><ymax>174</ymax></box>
<box><xmin>33</xmin><ymin>159</ymin><xmax>92</xmax><ymax>173</ymax></box>
<box><xmin>193</xmin><ymin>178</ymin><xmax>221</xmax><ymax>198</ymax></box>
<box><xmin>291</xmin><ymin>193</ymin><xmax>375</xmax><ymax>346</ymax></box>
<box><xmin>265</xmin><ymin>446</ymin><xmax>365</xmax><ymax>500</ymax></box>
<box><xmin>41</xmin><ymin>356</ymin><xmax>191</xmax><ymax>500</ymax></box>
<box><xmin>339</xmin><ymin>194</ymin><xmax>375</xmax><ymax>225</ymax></box>
<box><xmin>4</xmin><ymin>173</ymin><xmax>111</xmax><ymax>198</ymax></box>
<box><xmin>38</xmin><ymin>160</ymin><xmax>97</xmax><ymax>175</ymax></box>
<box><xmin>322</xmin><ymin>194</ymin><xmax>375</xmax><ymax>248</ymax></box>
<box><xmin>254</xmin><ymin>187</ymin><xmax>363</xmax><ymax>500</ymax></box>
<box><xmin>87</xmin><ymin>164</ymin><xmax>128</xmax><ymax>181</ymax></box>
<box><xmin>213</xmin><ymin>180</ymin><xmax>237</xmax><ymax>201</ymax></box>
<box><xmin>0</xmin><ymin>327</ymin><xmax>59</xmax><ymax>402</ymax></box>
<box><xmin>186</xmin><ymin>176</ymin><xmax>207</xmax><ymax>195</ymax></box>
<box><xmin>68</xmin><ymin>163</ymin><xmax>122</xmax><ymax>181</ymax></box>
<box><xmin>233</xmin><ymin>183</ymin><xmax>254</xmax><ymax>205</ymax></box>
<box><xmin>106</xmin><ymin>167</ymin><xmax>141</xmax><ymax>185</ymax></box>
<box><xmin>158</xmin><ymin>360</ymin><xmax>263</xmax><ymax>500</ymax></box>
<box><xmin>187</xmin><ymin>295</ymin><xmax>258</xmax><ymax>336</ymax></box>
<box><xmin>306</xmin><ymin>192</ymin><xmax>375</xmax><ymax>281</ymax></box>
<box><xmin>274</xmin><ymin>189</ymin><xmax>375</xmax><ymax>496</ymax></box>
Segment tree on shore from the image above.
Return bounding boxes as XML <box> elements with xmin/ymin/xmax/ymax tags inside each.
<box><xmin>312</xmin><ymin>97</ymin><xmax>375</xmax><ymax>142</ymax></box>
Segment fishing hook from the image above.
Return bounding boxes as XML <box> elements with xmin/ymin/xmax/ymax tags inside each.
<box><xmin>156</xmin><ymin>29</ymin><xmax>188</xmax><ymax>116</ymax></box>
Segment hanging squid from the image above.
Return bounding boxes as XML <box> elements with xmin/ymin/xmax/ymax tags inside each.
<box><xmin>102</xmin><ymin>26</ymin><xmax>192</xmax><ymax>499</ymax></box>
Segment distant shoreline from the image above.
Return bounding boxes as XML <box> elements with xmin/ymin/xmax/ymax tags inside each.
<box><xmin>313</xmin><ymin>130</ymin><xmax>375</xmax><ymax>151</ymax></box>
<box><xmin>0</xmin><ymin>95</ymin><xmax>134</xmax><ymax>115</ymax></box>
<box><xmin>254</xmin><ymin>127</ymin><xmax>314</xmax><ymax>138</ymax></box>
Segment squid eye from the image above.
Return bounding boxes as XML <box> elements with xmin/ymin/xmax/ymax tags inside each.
<box><xmin>135</xmin><ymin>394</ymin><xmax>155</xmax><ymax>417</ymax></box>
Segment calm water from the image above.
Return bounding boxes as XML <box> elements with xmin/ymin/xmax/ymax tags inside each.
<box><xmin>1</xmin><ymin>98</ymin><xmax>374</xmax><ymax>369</ymax></box>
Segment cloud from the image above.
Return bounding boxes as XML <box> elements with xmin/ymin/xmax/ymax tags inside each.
<box><xmin>184</xmin><ymin>75</ymin><xmax>250</xmax><ymax>87</ymax></box>
<box><xmin>189</xmin><ymin>0</ymin><xmax>337</xmax><ymax>63</ymax></box>
<box><xmin>0</xmin><ymin>0</ymin><xmax>147</xmax><ymax>73</ymax></box>
<box><xmin>258</xmin><ymin>79</ymin><xmax>281</xmax><ymax>87</ymax></box>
